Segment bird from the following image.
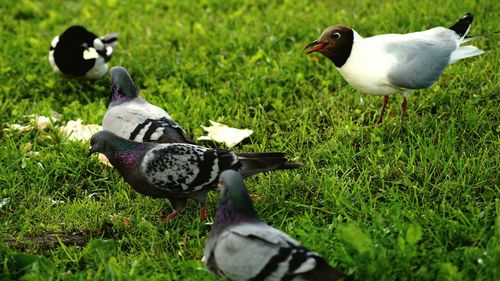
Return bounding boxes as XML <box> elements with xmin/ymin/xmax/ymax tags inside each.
<box><xmin>305</xmin><ymin>13</ymin><xmax>485</xmax><ymax>123</ymax></box>
<box><xmin>204</xmin><ymin>170</ymin><xmax>350</xmax><ymax>281</ymax></box>
<box><xmin>49</xmin><ymin>25</ymin><xmax>118</xmax><ymax>79</ymax></box>
<box><xmin>103</xmin><ymin>66</ymin><xmax>194</xmax><ymax>144</ymax></box>
<box><xmin>87</xmin><ymin>130</ymin><xmax>301</xmax><ymax>221</ymax></box>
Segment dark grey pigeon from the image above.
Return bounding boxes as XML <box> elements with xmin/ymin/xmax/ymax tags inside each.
<box><xmin>88</xmin><ymin>131</ymin><xmax>301</xmax><ymax>221</ymax></box>
<box><xmin>305</xmin><ymin>13</ymin><xmax>484</xmax><ymax>123</ymax></box>
<box><xmin>49</xmin><ymin>25</ymin><xmax>118</xmax><ymax>79</ymax></box>
<box><xmin>103</xmin><ymin>66</ymin><xmax>194</xmax><ymax>144</ymax></box>
<box><xmin>204</xmin><ymin>170</ymin><xmax>350</xmax><ymax>281</ymax></box>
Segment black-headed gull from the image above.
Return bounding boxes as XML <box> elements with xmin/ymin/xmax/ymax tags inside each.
<box><xmin>305</xmin><ymin>13</ymin><xmax>484</xmax><ymax>123</ymax></box>
<box><xmin>49</xmin><ymin>25</ymin><xmax>118</xmax><ymax>79</ymax></box>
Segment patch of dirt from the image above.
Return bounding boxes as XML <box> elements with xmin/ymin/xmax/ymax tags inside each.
<box><xmin>3</xmin><ymin>221</ymin><xmax>119</xmax><ymax>252</ymax></box>
<box><xmin>4</xmin><ymin>231</ymin><xmax>93</xmax><ymax>252</ymax></box>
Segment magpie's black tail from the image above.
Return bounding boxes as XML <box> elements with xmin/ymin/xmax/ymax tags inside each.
<box><xmin>236</xmin><ymin>152</ymin><xmax>302</xmax><ymax>178</ymax></box>
<box><xmin>449</xmin><ymin>13</ymin><xmax>473</xmax><ymax>38</ymax></box>
<box><xmin>100</xmin><ymin>33</ymin><xmax>119</xmax><ymax>48</ymax></box>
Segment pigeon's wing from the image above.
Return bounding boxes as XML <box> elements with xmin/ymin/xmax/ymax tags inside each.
<box><xmin>209</xmin><ymin>223</ymin><xmax>321</xmax><ymax>280</ymax></box>
<box><xmin>152</xmin><ymin>117</ymin><xmax>194</xmax><ymax>144</ymax></box>
<box><xmin>380</xmin><ymin>27</ymin><xmax>458</xmax><ymax>89</ymax></box>
<box><xmin>104</xmin><ymin>100</ymin><xmax>192</xmax><ymax>143</ymax></box>
<box><xmin>141</xmin><ymin>144</ymin><xmax>238</xmax><ymax>193</ymax></box>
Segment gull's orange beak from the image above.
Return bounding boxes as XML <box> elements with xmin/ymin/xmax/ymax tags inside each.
<box><xmin>304</xmin><ymin>40</ymin><xmax>325</xmax><ymax>54</ymax></box>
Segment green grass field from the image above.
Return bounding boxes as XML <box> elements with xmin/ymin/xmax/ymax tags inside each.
<box><xmin>1</xmin><ymin>0</ymin><xmax>499</xmax><ymax>280</ymax></box>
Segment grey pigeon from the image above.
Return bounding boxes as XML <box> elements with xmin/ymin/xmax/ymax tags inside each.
<box><xmin>204</xmin><ymin>170</ymin><xmax>350</xmax><ymax>281</ymax></box>
<box><xmin>103</xmin><ymin>66</ymin><xmax>194</xmax><ymax>144</ymax></box>
<box><xmin>305</xmin><ymin>13</ymin><xmax>484</xmax><ymax>123</ymax></box>
<box><xmin>49</xmin><ymin>25</ymin><xmax>118</xmax><ymax>79</ymax></box>
<box><xmin>88</xmin><ymin>131</ymin><xmax>301</xmax><ymax>221</ymax></box>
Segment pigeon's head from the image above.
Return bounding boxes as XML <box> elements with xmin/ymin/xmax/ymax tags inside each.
<box><xmin>88</xmin><ymin>130</ymin><xmax>133</xmax><ymax>157</ymax></box>
<box><xmin>109</xmin><ymin>66</ymin><xmax>139</xmax><ymax>102</ymax></box>
<box><xmin>88</xmin><ymin>130</ymin><xmax>113</xmax><ymax>156</ymax></box>
<box><xmin>304</xmin><ymin>25</ymin><xmax>354</xmax><ymax>67</ymax></box>
<box><xmin>217</xmin><ymin>170</ymin><xmax>257</xmax><ymax>218</ymax></box>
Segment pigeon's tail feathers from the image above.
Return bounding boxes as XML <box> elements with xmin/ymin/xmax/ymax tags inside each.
<box><xmin>449</xmin><ymin>45</ymin><xmax>484</xmax><ymax>64</ymax></box>
<box><xmin>449</xmin><ymin>13</ymin><xmax>473</xmax><ymax>38</ymax></box>
<box><xmin>235</xmin><ymin>152</ymin><xmax>302</xmax><ymax>177</ymax></box>
<box><xmin>100</xmin><ymin>33</ymin><xmax>119</xmax><ymax>48</ymax></box>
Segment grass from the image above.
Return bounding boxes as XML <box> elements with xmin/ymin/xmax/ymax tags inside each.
<box><xmin>0</xmin><ymin>0</ymin><xmax>499</xmax><ymax>280</ymax></box>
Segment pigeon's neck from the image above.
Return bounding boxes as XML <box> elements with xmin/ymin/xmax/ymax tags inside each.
<box><xmin>214</xmin><ymin>197</ymin><xmax>259</xmax><ymax>230</ymax></box>
<box><xmin>110</xmin><ymin>91</ymin><xmax>138</xmax><ymax>105</ymax></box>
<box><xmin>105</xmin><ymin>143</ymin><xmax>146</xmax><ymax>169</ymax></box>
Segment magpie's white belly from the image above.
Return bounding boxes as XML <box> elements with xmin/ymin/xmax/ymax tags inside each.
<box><xmin>85</xmin><ymin>57</ymin><xmax>108</xmax><ymax>79</ymax></box>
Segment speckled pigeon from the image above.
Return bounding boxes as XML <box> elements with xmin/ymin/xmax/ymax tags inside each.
<box><xmin>204</xmin><ymin>170</ymin><xmax>350</xmax><ymax>281</ymax></box>
<box><xmin>102</xmin><ymin>66</ymin><xmax>194</xmax><ymax>144</ymax></box>
<box><xmin>88</xmin><ymin>130</ymin><xmax>301</xmax><ymax>221</ymax></box>
<box><xmin>49</xmin><ymin>25</ymin><xmax>118</xmax><ymax>79</ymax></box>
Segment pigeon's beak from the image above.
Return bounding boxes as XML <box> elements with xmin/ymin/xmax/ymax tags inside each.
<box><xmin>304</xmin><ymin>40</ymin><xmax>326</xmax><ymax>54</ymax></box>
<box><xmin>216</xmin><ymin>178</ymin><xmax>224</xmax><ymax>191</ymax></box>
<box><xmin>87</xmin><ymin>146</ymin><xmax>95</xmax><ymax>157</ymax></box>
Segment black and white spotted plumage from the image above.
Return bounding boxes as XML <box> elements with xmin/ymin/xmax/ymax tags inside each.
<box><xmin>88</xmin><ymin>131</ymin><xmax>301</xmax><ymax>221</ymax></box>
<box><xmin>141</xmin><ymin>144</ymin><xmax>239</xmax><ymax>193</ymax></box>
<box><xmin>49</xmin><ymin>25</ymin><xmax>118</xmax><ymax>79</ymax></box>
<box><xmin>103</xmin><ymin>66</ymin><xmax>194</xmax><ymax>144</ymax></box>
<box><xmin>204</xmin><ymin>170</ymin><xmax>349</xmax><ymax>281</ymax></box>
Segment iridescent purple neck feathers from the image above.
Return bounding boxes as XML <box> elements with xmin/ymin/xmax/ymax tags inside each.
<box><xmin>109</xmin><ymin>149</ymin><xmax>143</xmax><ymax>168</ymax></box>
<box><xmin>110</xmin><ymin>90</ymin><xmax>136</xmax><ymax>105</ymax></box>
<box><xmin>214</xmin><ymin>197</ymin><xmax>259</xmax><ymax>230</ymax></box>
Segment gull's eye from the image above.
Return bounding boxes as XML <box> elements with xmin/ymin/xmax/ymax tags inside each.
<box><xmin>332</xmin><ymin>32</ymin><xmax>341</xmax><ymax>39</ymax></box>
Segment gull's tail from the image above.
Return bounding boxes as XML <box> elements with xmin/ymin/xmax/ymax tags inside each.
<box><xmin>449</xmin><ymin>13</ymin><xmax>473</xmax><ymax>38</ymax></box>
<box><xmin>448</xmin><ymin>13</ymin><xmax>485</xmax><ymax>64</ymax></box>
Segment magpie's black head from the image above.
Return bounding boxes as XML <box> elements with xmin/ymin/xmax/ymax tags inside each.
<box><xmin>59</xmin><ymin>25</ymin><xmax>97</xmax><ymax>47</ymax></box>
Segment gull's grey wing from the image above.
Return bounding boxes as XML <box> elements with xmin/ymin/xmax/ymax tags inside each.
<box><xmin>385</xmin><ymin>28</ymin><xmax>457</xmax><ymax>89</ymax></box>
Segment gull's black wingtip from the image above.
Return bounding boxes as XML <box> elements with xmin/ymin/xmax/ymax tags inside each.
<box><xmin>449</xmin><ymin>13</ymin><xmax>474</xmax><ymax>37</ymax></box>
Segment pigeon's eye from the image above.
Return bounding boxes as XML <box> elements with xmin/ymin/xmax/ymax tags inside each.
<box><xmin>332</xmin><ymin>32</ymin><xmax>341</xmax><ymax>39</ymax></box>
<box><xmin>90</xmin><ymin>138</ymin><xmax>96</xmax><ymax>146</ymax></box>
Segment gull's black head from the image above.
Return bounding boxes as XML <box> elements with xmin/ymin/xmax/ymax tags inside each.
<box><xmin>304</xmin><ymin>25</ymin><xmax>354</xmax><ymax>68</ymax></box>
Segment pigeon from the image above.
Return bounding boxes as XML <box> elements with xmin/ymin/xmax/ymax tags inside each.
<box><xmin>87</xmin><ymin>130</ymin><xmax>301</xmax><ymax>221</ymax></box>
<box><xmin>305</xmin><ymin>13</ymin><xmax>485</xmax><ymax>123</ymax></box>
<box><xmin>204</xmin><ymin>170</ymin><xmax>350</xmax><ymax>281</ymax></box>
<box><xmin>49</xmin><ymin>25</ymin><xmax>118</xmax><ymax>79</ymax></box>
<box><xmin>103</xmin><ymin>66</ymin><xmax>193</xmax><ymax>144</ymax></box>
